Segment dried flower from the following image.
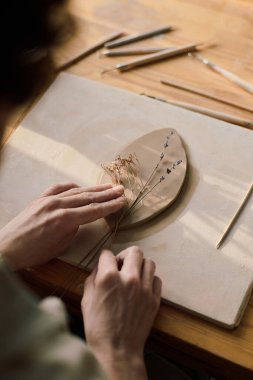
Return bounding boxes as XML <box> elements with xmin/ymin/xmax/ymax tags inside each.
<box><xmin>102</xmin><ymin>153</ymin><xmax>139</xmax><ymax>185</ymax></box>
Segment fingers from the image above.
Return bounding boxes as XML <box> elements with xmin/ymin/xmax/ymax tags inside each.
<box><xmin>84</xmin><ymin>266</ymin><xmax>97</xmax><ymax>292</ymax></box>
<box><xmin>82</xmin><ymin>267</ymin><xmax>97</xmax><ymax>310</ymax></box>
<box><xmin>59</xmin><ymin>183</ymin><xmax>114</xmax><ymax>198</ymax></box>
<box><xmin>40</xmin><ymin>182</ymin><xmax>79</xmax><ymax>197</ymax></box>
<box><xmin>59</xmin><ymin>185</ymin><xmax>124</xmax><ymax>208</ymax></box>
<box><xmin>67</xmin><ymin>195</ymin><xmax>126</xmax><ymax>225</ymax></box>
<box><xmin>153</xmin><ymin>276</ymin><xmax>162</xmax><ymax>298</ymax></box>
<box><xmin>41</xmin><ymin>183</ymin><xmax>114</xmax><ymax>198</ymax></box>
<box><xmin>118</xmin><ymin>246</ymin><xmax>144</xmax><ymax>278</ymax></box>
<box><xmin>96</xmin><ymin>250</ymin><xmax>118</xmax><ymax>284</ymax></box>
<box><xmin>117</xmin><ymin>247</ymin><xmax>161</xmax><ymax>296</ymax></box>
<box><xmin>142</xmin><ymin>259</ymin><xmax>156</xmax><ymax>290</ymax></box>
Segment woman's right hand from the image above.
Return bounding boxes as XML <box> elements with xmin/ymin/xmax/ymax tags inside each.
<box><xmin>81</xmin><ymin>246</ymin><xmax>162</xmax><ymax>380</ymax></box>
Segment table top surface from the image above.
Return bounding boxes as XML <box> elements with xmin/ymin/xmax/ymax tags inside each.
<box><xmin>9</xmin><ymin>1</ymin><xmax>253</xmax><ymax>379</ymax></box>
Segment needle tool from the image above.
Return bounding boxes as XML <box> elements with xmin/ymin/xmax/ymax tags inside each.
<box><xmin>189</xmin><ymin>53</ymin><xmax>253</xmax><ymax>95</ymax></box>
<box><xmin>104</xmin><ymin>26</ymin><xmax>174</xmax><ymax>49</ymax></box>
<box><xmin>102</xmin><ymin>43</ymin><xmax>199</xmax><ymax>74</ymax></box>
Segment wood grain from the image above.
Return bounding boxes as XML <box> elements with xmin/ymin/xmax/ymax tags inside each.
<box><xmin>9</xmin><ymin>0</ymin><xmax>253</xmax><ymax>379</ymax></box>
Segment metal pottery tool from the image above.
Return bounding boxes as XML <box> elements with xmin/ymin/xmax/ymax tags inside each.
<box><xmin>190</xmin><ymin>53</ymin><xmax>253</xmax><ymax>95</ymax></box>
<box><xmin>102</xmin><ymin>47</ymin><xmax>172</xmax><ymax>56</ymax></box>
<box><xmin>104</xmin><ymin>26</ymin><xmax>174</xmax><ymax>49</ymax></box>
<box><xmin>102</xmin><ymin>43</ymin><xmax>198</xmax><ymax>73</ymax></box>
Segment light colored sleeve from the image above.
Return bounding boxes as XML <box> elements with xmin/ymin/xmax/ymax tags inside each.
<box><xmin>0</xmin><ymin>256</ymin><xmax>107</xmax><ymax>380</ymax></box>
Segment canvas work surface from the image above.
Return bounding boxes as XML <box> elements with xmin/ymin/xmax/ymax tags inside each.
<box><xmin>0</xmin><ymin>73</ymin><xmax>252</xmax><ymax>328</ymax></box>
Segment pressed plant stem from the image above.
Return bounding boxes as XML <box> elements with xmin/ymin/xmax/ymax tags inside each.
<box><xmin>53</xmin><ymin>230</ymin><xmax>112</xmax><ymax>297</ymax></box>
<box><xmin>56</xmin><ymin>137</ymin><xmax>179</xmax><ymax>295</ymax></box>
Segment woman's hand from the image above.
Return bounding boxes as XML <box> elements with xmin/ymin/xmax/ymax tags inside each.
<box><xmin>0</xmin><ymin>183</ymin><xmax>125</xmax><ymax>271</ymax></box>
<box><xmin>82</xmin><ymin>247</ymin><xmax>162</xmax><ymax>380</ymax></box>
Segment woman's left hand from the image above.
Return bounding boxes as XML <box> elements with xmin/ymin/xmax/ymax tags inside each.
<box><xmin>0</xmin><ymin>182</ymin><xmax>125</xmax><ymax>270</ymax></box>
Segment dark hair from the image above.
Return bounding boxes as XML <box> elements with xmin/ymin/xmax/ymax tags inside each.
<box><xmin>0</xmin><ymin>0</ymin><xmax>74</xmax><ymax>105</ymax></box>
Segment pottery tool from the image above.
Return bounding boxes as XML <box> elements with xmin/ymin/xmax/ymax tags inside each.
<box><xmin>161</xmin><ymin>78</ymin><xmax>253</xmax><ymax>114</ymax></box>
<box><xmin>104</xmin><ymin>26</ymin><xmax>174</xmax><ymax>49</ymax></box>
<box><xmin>217</xmin><ymin>183</ymin><xmax>253</xmax><ymax>249</ymax></box>
<box><xmin>102</xmin><ymin>47</ymin><xmax>172</xmax><ymax>56</ymax></box>
<box><xmin>102</xmin><ymin>43</ymin><xmax>199</xmax><ymax>73</ymax></box>
<box><xmin>162</xmin><ymin>99</ymin><xmax>253</xmax><ymax>128</ymax></box>
<box><xmin>55</xmin><ymin>31</ymin><xmax>124</xmax><ymax>72</ymax></box>
<box><xmin>140</xmin><ymin>93</ymin><xmax>253</xmax><ymax>128</ymax></box>
<box><xmin>189</xmin><ymin>53</ymin><xmax>253</xmax><ymax>95</ymax></box>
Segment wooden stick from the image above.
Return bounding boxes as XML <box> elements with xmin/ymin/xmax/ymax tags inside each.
<box><xmin>217</xmin><ymin>183</ymin><xmax>253</xmax><ymax>249</ymax></box>
<box><xmin>164</xmin><ymin>99</ymin><xmax>253</xmax><ymax>128</ymax></box>
<box><xmin>103</xmin><ymin>43</ymin><xmax>198</xmax><ymax>73</ymax></box>
<box><xmin>161</xmin><ymin>78</ymin><xmax>253</xmax><ymax>114</ymax></box>
<box><xmin>102</xmin><ymin>47</ymin><xmax>171</xmax><ymax>56</ymax></box>
<box><xmin>55</xmin><ymin>31</ymin><xmax>124</xmax><ymax>72</ymax></box>
<box><xmin>104</xmin><ymin>26</ymin><xmax>174</xmax><ymax>49</ymax></box>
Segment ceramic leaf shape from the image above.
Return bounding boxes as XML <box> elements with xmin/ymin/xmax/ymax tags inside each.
<box><xmin>98</xmin><ymin>128</ymin><xmax>187</xmax><ymax>228</ymax></box>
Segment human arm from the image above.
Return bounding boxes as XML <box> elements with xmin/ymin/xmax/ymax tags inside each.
<box><xmin>0</xmin><ymin>254</ymin><xmax>108</xmax><ymax>380</ymax></box>
<box><xmin>0</xmin><ymin>182</ymin><xmax>125</xmax><ymax>271</ymax></box>
<box><xmin>82</xmin><ymin>247</ymin><xmax>162</xmax><ymax>380</ymax></box>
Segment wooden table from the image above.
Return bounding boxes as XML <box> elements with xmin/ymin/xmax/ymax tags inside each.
<box><xmin>14</xmin><ymin>1</ymin><xmax>253</xmax><ymax>379</ymax></box>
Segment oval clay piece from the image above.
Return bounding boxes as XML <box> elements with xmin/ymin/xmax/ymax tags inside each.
<box><xmin>99</xmin><ymin>128</ymin><xmax>187</xmax><ymax>228</ymax></box>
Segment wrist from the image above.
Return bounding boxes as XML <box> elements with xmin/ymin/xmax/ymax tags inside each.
<box><xmin>92</xmin><ymin>348</ymin><xmax>147</xmax><ymax>380</ymax></box>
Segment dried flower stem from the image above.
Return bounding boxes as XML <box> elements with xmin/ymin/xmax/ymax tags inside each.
<box><xmin>56</xmin><ymin>133</ymin><xmax>182</xmax><ymax>295</ymax></box>
<box><xmin>126</xmin><ymin>132</ymin><xmax>174</xmax><ymax>210</ymax></box>
<box><xmin>54</xmin><ymin>230</ymin><xmax>113</xmax><ymax>298</ymax></box>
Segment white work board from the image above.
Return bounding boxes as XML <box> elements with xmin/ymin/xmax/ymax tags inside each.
<box><xmin>0</xmin><ymin>73</ymin><xmax>252</xmax><ymax>328</ymax></box>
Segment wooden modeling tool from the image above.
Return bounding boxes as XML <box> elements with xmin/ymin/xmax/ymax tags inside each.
<box><xmin>163</xmin><ymin>99</ymin><xmax>253</xmax><ymax>128</ymax></box>
<box><xmin>102</xmin><ymin>47</ymin><xmax>172</xmax><ymax>56</ymax></box>
<box><xmin>55</xmin><ymin>31</ymin><xmax>124</xmax><ymax>72</ymax></box>
<box><xmin>217</xmin><ymin>183</ymin><xmax>253</xmax><ymax>249</ymax></box>
<box><xmin>102</xmin><ymin>43</ymin><xmax>198</xmax><ymax>73</ymax></box>
<box><xmin>104</xmin><ymin>26</ymin><xmax>174</xmax><ymax>49</ymax></box>
<box><xmin>161</xmin><ymin>78</ymin><xmax>253</xmax><ymax>114</ymax></box>
<box><xmin>141</xmin><ymin>94</ymin><xmax>253</xmax><ymax>128</ymax></box>
<box><xmin>190</xmin><ymin>53</ymin><xmax>253</xmax><ymax>95</ymax></box>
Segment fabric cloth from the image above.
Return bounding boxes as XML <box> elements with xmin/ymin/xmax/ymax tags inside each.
<box><xmin>0</xmin><ymin>256</ymin><xmax>107</xmax><ymax>380</ymax></box>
